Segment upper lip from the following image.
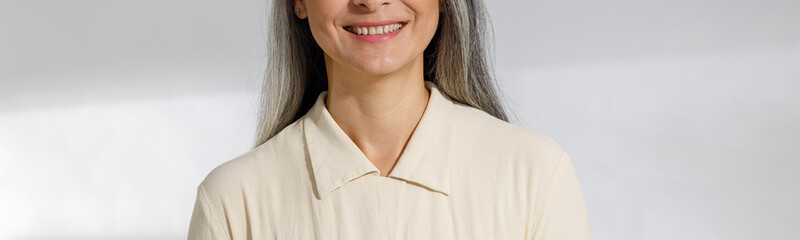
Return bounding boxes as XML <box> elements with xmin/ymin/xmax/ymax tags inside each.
<box><xmin>345</xmin><ymin>20</ymin><xmax>407</xmax><ymax>27</ymax></box>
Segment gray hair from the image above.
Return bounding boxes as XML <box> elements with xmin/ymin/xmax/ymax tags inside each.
<box><xmin>254</xmin><ymin>0</ymin><xmax>510</xmax><ymax>148</ymax></box>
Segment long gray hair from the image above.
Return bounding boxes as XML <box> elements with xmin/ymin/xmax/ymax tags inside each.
<box><xmin>254</xmin><ymin>0</ymin><xmax>509</xmax><ymax>148</ymax></box>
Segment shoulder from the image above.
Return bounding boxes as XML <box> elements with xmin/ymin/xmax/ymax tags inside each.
<box><xmin>198</xmin><ymin>119</ymin><xmax>308</xmax><ymax>196</ymax></box>
<box><xmin>451</xmin><ymin>102</ymin><xmax>567</xmax><ymax>155</ymax></box>
<box><xmin>450</xmin><ymin>103</ymin><xmax>567</xmax><ymax>168</ymax></box>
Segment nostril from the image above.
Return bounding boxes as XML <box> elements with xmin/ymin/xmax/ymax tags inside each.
<box><xmin>355</xmin><ymin>1</ymin><xmax>389</xmax><ymax>11</ymax></box>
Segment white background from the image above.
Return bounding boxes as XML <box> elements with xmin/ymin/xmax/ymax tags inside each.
<box><xmin>1</xmin><ymin>0</ymin><xmax>798</xmax><ymax>239</ymax></box>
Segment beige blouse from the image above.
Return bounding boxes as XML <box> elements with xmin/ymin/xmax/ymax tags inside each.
<box><xmin>188</xmin><ymin>81</ymin><xmax>593</xmax><ymax>239</ymax></box>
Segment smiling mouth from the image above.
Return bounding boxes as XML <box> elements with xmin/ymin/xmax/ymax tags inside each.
<box><xmin>344</xmin><ymin>23</ymin><xmax>406</xmax><ymax>36</ymax></box>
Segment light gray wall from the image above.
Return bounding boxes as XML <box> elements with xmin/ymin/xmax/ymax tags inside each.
<box><xmin>1</xmin><ymin>0</ymin><xmax>798</xmax><ymax>239</ymax></box>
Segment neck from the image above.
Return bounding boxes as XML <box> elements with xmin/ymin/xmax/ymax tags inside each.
<box><xmin>323</xmin><ymin>54</ymin><xmax>430</xmax><ymax>176</ymax></box>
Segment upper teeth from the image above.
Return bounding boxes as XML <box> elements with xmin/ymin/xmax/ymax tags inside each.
<box><xmin>347</xmin><ymin>23</ymin><xmax>404</xmax><ymax>35</ymax></box>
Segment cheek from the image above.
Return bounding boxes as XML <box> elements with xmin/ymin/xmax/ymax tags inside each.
<box><xmin>413</xmin><ymin>8</ymin><xmax>440</xmax><ymax>48</ymax></box>
<box><xmin>307</xmin><ymin>19</ymin><xmax>330</xmax><ymax>46</ymax></box>
<box><xmin>307</xmin><ymin>21</ymin><xmax>342</xmax><ymax>61</ymax></box>
<box><xmin>423</xmin><ymin>12</ymin><xmax>439</xmax><ymax>36</ymax></box>
<box><xmin>305</xmin><ymin>3</ymin><xmax>342</xmax><ymax>52</ymax></box>
<box><xmin>414</xmin><ymin>1</ymin><xmax>441</xmax><ymax>33</ymax></box>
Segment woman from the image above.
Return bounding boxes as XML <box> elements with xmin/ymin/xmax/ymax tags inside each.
<box><xmin>188</xmin><ymin>0</ymin><xmax>593</xmax><ymax>238</ymax></box>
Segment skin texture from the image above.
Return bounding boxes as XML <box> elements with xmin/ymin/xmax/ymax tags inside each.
<box><xmin>294</xmin><ymin>0</ymin><xmax>442</xmax><ymax>176</ymax></box>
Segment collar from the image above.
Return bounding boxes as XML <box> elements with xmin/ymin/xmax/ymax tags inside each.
<box><xmin>302</xmin><ymin>81</ymin><xmax>454</xmax><ymax>199</ymax></box>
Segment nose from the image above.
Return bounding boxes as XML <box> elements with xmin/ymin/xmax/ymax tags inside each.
<box><xmin>352</xmin><ymin>0</ymin><xmax>391</xmax><ymax>12</ymax></box>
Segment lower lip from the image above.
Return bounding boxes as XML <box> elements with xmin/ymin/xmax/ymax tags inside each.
<box><xmin>345</xmin><ymin>25</ymin><xmax>405</xmax><ymax>43</ymax></box>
